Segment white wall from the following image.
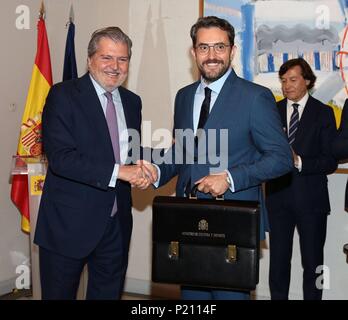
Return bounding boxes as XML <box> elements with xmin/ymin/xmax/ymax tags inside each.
<box><xmin>125</xmin><ymin>0</ymin><xmax>199</xmax><ymax>295</ymax></box>
<box><xmin>1</xmin><ymin>0</ymin><xmax>347</xmax><ymax>300</ymax></box>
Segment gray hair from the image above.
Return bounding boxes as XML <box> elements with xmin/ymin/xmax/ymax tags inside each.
<box><xmin>87</xmin><ymin>26</ymin><xmax>132</xmax><ymax>59</ymax></box>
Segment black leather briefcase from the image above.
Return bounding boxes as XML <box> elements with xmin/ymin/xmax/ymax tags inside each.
<box><xmin>152</xmin><ymin>195</ymin><xmax>260</xmax><ymax>291</ymax></box>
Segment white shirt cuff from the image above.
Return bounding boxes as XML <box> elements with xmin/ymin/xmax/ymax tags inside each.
<box><xmin>152</xmin><ymin>164</ymin><xmax>161</xmax><ymax>188</ymax></box>
<box><xmin>108</xmin><ymin>164</ymin><xmax>119</xmax><ymax>188</ymax></box>
<box><xmin>225</xmin><ymin>169</ymin><xmax>235</xmax><ymax>193</ymax></box>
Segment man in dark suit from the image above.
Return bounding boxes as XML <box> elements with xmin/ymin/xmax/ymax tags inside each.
<box><xmin>333</xmin><ymin>99</ymin><xmax>348</xmax><ymax>210</ymax></box>
<box><xmin>266</xmin><ymin>58</ymin><xmax>337</xmax><ymax>300</ymax></box>
<box><xmin>144</xmin><ymin>16</ymin><xmax>293</xmax><ymax>300</ymax></box>
<box><xmin>34</xmin><ymin>27</ymin><xmax>154</xmax><ymax>300</ymax></box>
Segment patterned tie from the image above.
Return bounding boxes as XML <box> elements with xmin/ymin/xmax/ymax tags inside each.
<box><xmin>288</xmin><ymin>103</ymin><xmax>299</xmax><ymax>146</ymax></box>
<box><xmin>104</xmin><ymin>91</ymin><xmax>120</xmax><ymax>216</ymax></box>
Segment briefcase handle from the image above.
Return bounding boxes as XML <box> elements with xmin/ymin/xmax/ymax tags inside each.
<box><xmin>189</xmin><ymin>184</ymin><xmax>224</xmax><ymax>200</ymax></box>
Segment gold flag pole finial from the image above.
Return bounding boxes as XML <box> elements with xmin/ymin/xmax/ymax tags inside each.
<box><xmin>39</xmin><ymin>1</ymin><xmax>45</xmax><ymax>19</ymax></box>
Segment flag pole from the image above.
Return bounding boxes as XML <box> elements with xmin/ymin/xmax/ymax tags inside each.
<box><xmin>63</xmin><ymin>4</ymin><xmax>78</xmax><ymax>81</ymax></box>
<box><xmin>39</xmin><ymin>1</ymin><xmax>45</xmax><ymax>19</ymax></box>
<box><xmin>66</xmin><ymin>4</ymin><xmax>74</xmax><ymax>27</ymax></box>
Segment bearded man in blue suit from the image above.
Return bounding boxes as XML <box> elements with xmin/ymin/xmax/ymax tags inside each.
<box><xmin>144</xmin><ymin>16</ymin><xmax>293</xmax><ymax>300</ymax></box>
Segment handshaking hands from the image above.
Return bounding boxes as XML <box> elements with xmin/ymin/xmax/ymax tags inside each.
<box><xmin>118</xmin><ymin>160</ymin><xmax>158</xmax><ymax>190</ymax></box>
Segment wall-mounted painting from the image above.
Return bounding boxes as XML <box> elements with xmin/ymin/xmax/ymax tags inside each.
<box><xmin>201</xmin><ymin>0</ymin><xmax>348</xmax><ymax>172</ymax></box>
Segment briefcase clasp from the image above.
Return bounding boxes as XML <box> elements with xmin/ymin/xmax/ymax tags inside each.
<box><xmin>169</xmin><ymin>241</ymin><xmax>179</xmax><ymax>260</ymax></box>
<box><xmin>226</xmin><ymin>245</ymin><xmax>237</xmax><ymax>263</ymax></box>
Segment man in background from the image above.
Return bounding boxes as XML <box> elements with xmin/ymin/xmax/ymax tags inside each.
<box><xmin>266</xmin><ymin>58</ymin><xmax>337</xmax><ymax>300</ymax></box>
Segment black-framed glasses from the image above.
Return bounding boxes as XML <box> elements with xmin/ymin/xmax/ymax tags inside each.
<box><xmin>195</xmin><ymin>43</ymin><xmax>232</xmax><ymax>55</ymax></box>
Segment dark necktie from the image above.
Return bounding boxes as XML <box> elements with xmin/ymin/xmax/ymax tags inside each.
<box><xmin>185</xmin><ymin>87</ymin><xmax>212</xmax><ymax>197</ymax></box>
<box><xmin>104</xmin><ymin>91</ymin><xmax>120</xmax><ymax>216</ymax></box>
<box><xmin>288</xmin><ymin>103</ymin><xmax>299</xmax><ymax>146</ymax></box>
<box><xmin>197</xmin><ymin>87</ymin><xmax>212</xmax><ymax>133</ymax></box>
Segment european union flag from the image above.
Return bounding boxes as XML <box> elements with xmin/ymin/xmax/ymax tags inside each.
<box><xmin>63</xmin><ymin>22</ymin><xmax>78</xmax><ymax>81</ymax></box>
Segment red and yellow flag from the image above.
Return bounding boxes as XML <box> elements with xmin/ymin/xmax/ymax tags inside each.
<box><xmin>11</xmin><ymin>17</ymin><xmax>52</xmax><ymax>233</ymax></box>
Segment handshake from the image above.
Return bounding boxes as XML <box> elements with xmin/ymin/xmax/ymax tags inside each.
<box><xmin>118</xmin><ymin>160</ymin><xmax>158</xmax><ymax>190</ymax></box>
<box><xmin>118</xmin><ymin>161</ymin><xmax>231</xmax><ymax>196</ymax></box>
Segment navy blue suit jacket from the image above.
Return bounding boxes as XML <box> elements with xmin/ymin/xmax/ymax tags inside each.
<box><xmin>266</xmin><ymin>96</ymin><xmax>337</xmax><ymax>213</ymax></box>
<box><xmin>34</xmin><ymin>73</ymin><xmax>142</xmax><ymax>259</ymax></box>
<box><xmin>158</xmin><ymin>70</ymin><xmax>293</xmax><ymax>236</ymax></box>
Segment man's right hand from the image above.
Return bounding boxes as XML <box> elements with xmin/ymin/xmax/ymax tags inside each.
<box><xmin>118</xmin><ymin>161</ymin><xmax>158</xmax><ymax>190</ymax></box>
<box><xmin>118</xmin><ymin>165</ymin><xmax>150</xmax><ymax>189</ymax></box>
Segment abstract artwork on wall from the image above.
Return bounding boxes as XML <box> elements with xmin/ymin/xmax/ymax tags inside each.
<box><xmin>202</xmin><ymin>0</ymin><xmax>348</xmax><ymax>119</ymax></box>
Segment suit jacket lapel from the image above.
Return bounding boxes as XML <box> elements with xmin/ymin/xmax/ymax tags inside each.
<box><xmin>119</xmin><ymin>87</ymin><xmax>134</xmax><ymax>130</ymax></box>
<box><xmin>203</xmin><ymin>70</ymin><xmax>238</xmax><ymax>129</ymax></box>
<box><xmin>293</xmin><ymin>95</ymin><xmax>317</xmax><ymax>149</ymax></box>
<box><xmin>186</xmin><ymin>82</ymin><xmax>199</xmax><ymax>131</ymax></box>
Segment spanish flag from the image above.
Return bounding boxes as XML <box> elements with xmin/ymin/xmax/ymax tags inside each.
<box><xmin>11</xmin><ymin>16</ymin><xmax>52</xmax><ymax>233</ymax></box>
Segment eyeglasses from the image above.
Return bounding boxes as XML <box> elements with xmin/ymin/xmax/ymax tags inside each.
<box><xmin>195</xmin><ymin>43</ymin><xmax>232</xmax><ymax>55</ymax></box>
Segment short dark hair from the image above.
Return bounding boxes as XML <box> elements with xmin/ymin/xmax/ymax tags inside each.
<box><xmin>190</xmin><ymin>16</ymin><xmax>235</xmax><ymax>47</ymax></box>
<box><xmin>88</xmin><ymin>26</ymin><xmax>132</xmax><ymax>59</ymax></box>
<box><xmin>279</xmin><ymin>58</ymin><xmax>317</xmax><ymax>90</ymax></box>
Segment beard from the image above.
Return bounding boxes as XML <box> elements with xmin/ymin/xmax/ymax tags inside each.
<box><xmin>198</xmin><ymin>58</ymin><xmax>231</xmax><ymax>83</ymax></box>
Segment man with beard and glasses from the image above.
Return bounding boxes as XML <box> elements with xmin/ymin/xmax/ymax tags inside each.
<box><xmin>34</xmin><ymin>27</ymin><xmax>155</xmax><ymax>299</ymax></box>
<box><xmin>142</xmin><ymin>16</ymin><xmax>293</xmax><ymax>300</ymax></box>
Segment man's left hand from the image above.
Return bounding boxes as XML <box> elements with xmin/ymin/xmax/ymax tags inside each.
<box><xmin>291</xmin><ymin>147</ymin><xmax>300</xmax><ymax>167</ymax></box>
<box><xmin>195</xmin><ymin>172</ymin><xmax>230</xmax><ymax>197</ymax></box>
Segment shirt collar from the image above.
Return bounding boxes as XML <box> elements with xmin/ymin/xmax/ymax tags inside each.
<box><xmin>89</xmin><ymin>73</ymin><xmax>120</xmax><ymax>98</ymax></box>
<box><xmin>199</xmin><ymin>68</ymin><xmax>232</xmax><ymax>94</ymax></box>
<box><xmin>287</xmin><ymin>92</ymin><xmax>309</xmax><ymax>109</ymax></box>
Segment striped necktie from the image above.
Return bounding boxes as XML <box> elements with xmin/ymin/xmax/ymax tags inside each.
<box><xmin>288</xmin><ymin>103</ymin><xmax>299</xmax><ymax>146</ymax></box>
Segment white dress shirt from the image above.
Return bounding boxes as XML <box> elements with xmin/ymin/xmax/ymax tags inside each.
<box><xmin>89</xmin><ymin>75</ymin><xmax>129</xmax><ymax>187</ymax></box>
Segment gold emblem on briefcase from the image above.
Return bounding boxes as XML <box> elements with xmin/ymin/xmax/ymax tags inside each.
<box><xmin>198</xmin><ymin>219</ymin><xmax>208</xmax><ymax>231</ymax></box>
